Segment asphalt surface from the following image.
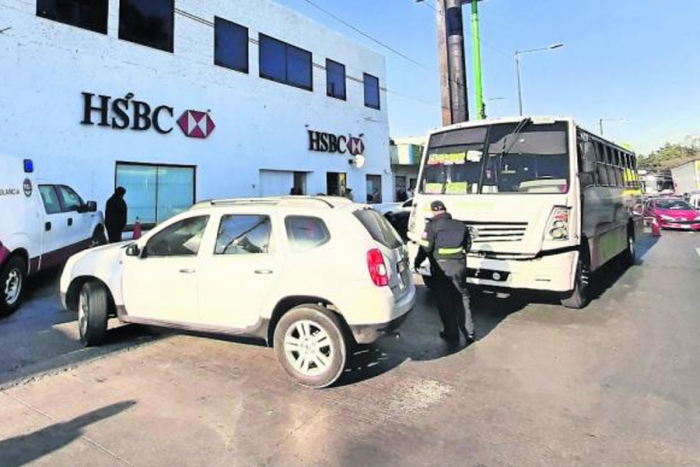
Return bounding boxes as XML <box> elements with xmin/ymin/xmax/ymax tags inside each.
<box><xmin>1</xmin><ymin>230</ymin><xmax>699</xmax><ymax>466</ymax></box>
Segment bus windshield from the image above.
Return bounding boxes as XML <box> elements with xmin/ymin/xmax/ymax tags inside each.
<box><xmin>420</xmin><ymin>120</ymin><xmax>570</xmax><ymax>195</ymax></box>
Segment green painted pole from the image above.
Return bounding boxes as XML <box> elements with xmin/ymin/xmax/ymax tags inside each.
<box><xmin>470</xmin><ymin>0</ymin><xmax>485</xmax><ymax>120</ymax></box>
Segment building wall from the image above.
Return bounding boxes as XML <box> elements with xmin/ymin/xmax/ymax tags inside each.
<box><xmin>0</xmin><ymin>0</ymin><xmax>390</xmax><ymax>219</ymax></box>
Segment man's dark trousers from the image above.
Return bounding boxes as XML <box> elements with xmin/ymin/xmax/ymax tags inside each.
<box><xmin>436</xmin><ymin>258</ymin><xmax>474</xmax><ymax>338</ymax></box>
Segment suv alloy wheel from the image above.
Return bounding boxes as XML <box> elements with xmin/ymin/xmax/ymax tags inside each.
<box><xmin>273</xmin><ymin>304</ymin><xmax>347</xmax><ymax>388</ymax></box>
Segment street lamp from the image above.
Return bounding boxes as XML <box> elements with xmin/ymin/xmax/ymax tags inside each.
<box><xmin>598</xmin><ymin>117</ymin><xmax>625</xmax><ymax>136</ymax></box>
<box><xmin>515</xmin><ymin>43</ymin><xmax>564</xmax><ymax>116</ymax></box>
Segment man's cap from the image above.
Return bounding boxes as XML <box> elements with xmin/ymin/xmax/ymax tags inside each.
<box><xmin>430</xmin><ymin>200</ymin><xmax>446</xmax><ymax>212</ymax></box>
<box><xmin>116</xmin><ymin>186</ymin><xmax>126</xmax><ymax>195</ymax></box>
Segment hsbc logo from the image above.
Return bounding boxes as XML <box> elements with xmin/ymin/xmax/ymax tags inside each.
<box><xmin>177</xmin><ymin>111</ymin><xmax>216</xmax><ymax>139</ymax></box>
<box><xmin>81</xmin><ymin>92</ymin><xmax>215</xmax><ymax>140</ymax></box>
<box><xmin>308</xmin><ymin>130</ymin><xmax>365</xmax><ymax>156</ymax></box>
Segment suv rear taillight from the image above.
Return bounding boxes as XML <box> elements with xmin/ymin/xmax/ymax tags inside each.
<box><xmin>367</xmin><ymin>248</ymin><xmax>389</xmax><ymax>287</ymax></box>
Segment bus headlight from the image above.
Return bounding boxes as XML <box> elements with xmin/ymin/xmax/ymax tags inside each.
<box><xmin>545</xmin><ymin>207</ymin><xmax>571</xmax><ymax>241</ymax></box>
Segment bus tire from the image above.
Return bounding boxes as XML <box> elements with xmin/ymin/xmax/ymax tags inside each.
<box><xmin>561</xmin><ymin>251</ymin><xmax>590</xmax><ymax>309</ymax></box>
<box><xmin>622</xmin><ymin>227</ymin><xmax>636</xmax><ymax>268</ymax></box>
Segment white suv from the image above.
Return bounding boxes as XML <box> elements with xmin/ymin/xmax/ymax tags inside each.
<box><xmin>60</xmin><ymin>197</ymin><xmax>415</xmax><ymax>388</ymax></box>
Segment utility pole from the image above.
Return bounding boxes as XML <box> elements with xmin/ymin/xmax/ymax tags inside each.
<box><xmin>467</xmin><ymin>0</ymin><xmax>484</xmax><ymax>120</ymax></box>
<box><xmin>436</xmin><ymin>0</ymin><xmax>469</xmax><ymax>125</ymax></box>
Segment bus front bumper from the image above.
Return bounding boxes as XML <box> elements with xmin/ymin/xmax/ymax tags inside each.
<box><xmin>415</xmin><ymin>249</ymin><xmax>578</xmax><ymax>293</ymax></box>
<box><xmin>467</xmin><ymin>250</ymin><xmax>577</xmax><ymax>292</ymax></box>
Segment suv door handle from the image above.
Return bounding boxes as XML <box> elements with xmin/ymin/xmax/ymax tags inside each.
<box><xmin>45</xmin><ymin>222</ymin><xmax>51</xmax><ymax>231</ymax></box>
<box><xmin>179</xmin><ymin>268</ymin><xmax>196</xmax><ymax>274</ymax></box>
<box><xmin>254</xmin><ymin>269</ymin><xmax>273</xmax><ymax>275</ymax></box>
<box><xmin>67</xmin><ymin>218</ymin><xmax>73</xmax><ymax>227</ymax></box>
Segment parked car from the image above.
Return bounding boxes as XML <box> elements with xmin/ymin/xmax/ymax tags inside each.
<box><xmin>372</xmin><ymin>198</ymin><xmax>413</xmax><ymax>215</ymax></box>
<box><xmin>60</xmin><ymin>196</ymin><xmax>415</xmax><ymax>388</ymax></box>
<box><xmin>643</xmin><ymin>198</ymin><xmax>700</xmax><ymax>231</ymax></box>
<box><xmin>0</xmin><ymin>156</ymin><xmax>105</xmax><ymax>316</ymax></box>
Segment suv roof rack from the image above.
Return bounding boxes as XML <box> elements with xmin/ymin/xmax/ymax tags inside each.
<box><xmin>192</xmin><ymin>196</ymin><xmax>353</xmax><ymax>210</ymax></box>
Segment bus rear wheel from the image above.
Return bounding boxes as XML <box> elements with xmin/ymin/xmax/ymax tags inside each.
<box><xmin>561</xmin><ymin>253</ymin><xmax>590</xmax><ymax>309</ymax></box>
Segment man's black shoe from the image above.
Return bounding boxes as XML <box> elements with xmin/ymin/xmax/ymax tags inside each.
<box><xmin>439</xmin><ymin>331</ymin><xmax>460</xmax><ymax>341</ymax></box>
<box><xmin>464</xmin><ymin>335</ymin><xmax>476</xmax><ymax>346</ymax></box>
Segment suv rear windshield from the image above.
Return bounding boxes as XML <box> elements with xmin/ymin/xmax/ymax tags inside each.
<box><xmin>353</xmin><ymin>209</ymin><xmax>403</xmax><ymax>250</ymax></box>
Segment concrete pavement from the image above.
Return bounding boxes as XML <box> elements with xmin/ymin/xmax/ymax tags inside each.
<box><xmin>1</xmin><ymin>231</ymin><xmax>699</xmax><ymax>466</ymax></box>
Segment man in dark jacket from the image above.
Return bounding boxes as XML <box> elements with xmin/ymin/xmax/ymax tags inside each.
<box><xmin>414</xmin><ymin>200</ymin><xmax>475</xmax><ymax>344</ymax></box>
<box><xmin>105</xmin><ymin>187</ymin><xmax>127</xmax><ymax>243</ymax></box>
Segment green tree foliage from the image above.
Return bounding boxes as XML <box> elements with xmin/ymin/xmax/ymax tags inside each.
<box><xmin>639</xmin><ymin>139</ymin><xmax>700</xmax><ymax>171</ymax></box>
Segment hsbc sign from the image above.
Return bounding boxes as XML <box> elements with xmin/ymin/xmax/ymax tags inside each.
<box><xmin>308</xmin><ymin>130</ymin><xmax>365</xmax><ymax>156</ymax></box>
<box><xmin>81</xmin><ymin>92</ymin><xmax>215</xmax><ymax>139</ymax></box>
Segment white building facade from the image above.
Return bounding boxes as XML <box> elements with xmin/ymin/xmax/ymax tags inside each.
<box><xmin>1</xmin><ymin>0</ymin><xmax>390</xmax><ymax>228</ymax></box>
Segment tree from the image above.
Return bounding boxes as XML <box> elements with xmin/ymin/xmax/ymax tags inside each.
<box><xmin>639</xmin><ymin>141</ymin><xmax>700</xmax><ymax>171</ymax></box>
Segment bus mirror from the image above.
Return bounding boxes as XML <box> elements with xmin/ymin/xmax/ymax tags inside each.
<box><xmin>581</xmin><ymin>142</ymin><xmax>597</xmax><ymax>174</ymax></box>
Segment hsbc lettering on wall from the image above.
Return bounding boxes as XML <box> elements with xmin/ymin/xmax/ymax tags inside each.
<box><xmin>308</xmin><ymin>130</ymin><xmax>365</xmax><ymax>156</ymax></box>
<box><xmin>81</xmin><ymin>92</ymin><xmax>215</xmax><ymax>139</ymax></box>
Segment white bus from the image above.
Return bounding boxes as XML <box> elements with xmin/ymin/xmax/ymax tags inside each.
<box><xmin>407</xmin><ymin>116</ymin><xmax>644</xmax><ymax>308</ymax></box>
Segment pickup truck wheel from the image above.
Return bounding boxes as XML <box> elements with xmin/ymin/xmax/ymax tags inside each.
<box><xmin>90</xmin><ymin>227</ymin><xmax>107</xmax><ymax>248</ymax></box>
<box><xmin>273</xmin><ymin>305</ymin><xmax>347</xmax><ymax>389</ymax></box>
<box><xmin>78</xmin><ymin>281</ymin><xmax>109</xmax><ymax>346</ymax></box>
<box><xmin>0</xmin><ymin>256</ymin><xmax>27</xmax><ymax>317</ymax></box>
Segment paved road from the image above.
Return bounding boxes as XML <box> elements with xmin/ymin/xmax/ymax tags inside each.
<box><xmin>1</xmin><ymin>231</ymin><xmax>699</xmax><ymax>466</ymax></box>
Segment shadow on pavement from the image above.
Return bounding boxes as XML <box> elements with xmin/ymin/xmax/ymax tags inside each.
<box><xmin>337</xmin><ymin>283</ymin><xmax>522</xmax><ymax>387</ymax></box>
<box><xmin>0</xmin><ymin>269</ymin><xmax>161</xmax><ymax>390</ymax></box>
<box><xmin>0</xmin><ymin>401</ymin><xmax>136</xmax><ymax>466</ymax></box>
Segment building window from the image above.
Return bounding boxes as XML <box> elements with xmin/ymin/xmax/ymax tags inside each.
<box><xmin>366</xmin><ymin>174</ymin><xmax>383</xmax><ymax>203</ymax></box>
<box><xmin>36</xmin><ymin>0</ymin><xmax>108</xmax><ymax>34</ymax></box>
<box><xmin>115</xmin><ymin>163</ymin><xmax>195</xmax><ymax>227</ymax></box>
<box><xmin>119</xmin><ymin>0</ymin><xmax>174</xmax><ymax>53</ymax></box>
<box><xmin>259</xmin><ymin>34</ymin><xmax>312</xmax><ymax>91</ymax></box>
<box><xmin>364</xmin><ymin>73</ymin><xmax>380</xmax><ymax>110</ymax></box>
<box><xmin>214</xmin><ymin>17</ymin><xmax>248</xmax><ymax>73</ymax></box>
<box><xmin>326</xmin><ymin>59</ymin><xmax>346</xmax><ymax>100</ymax></box>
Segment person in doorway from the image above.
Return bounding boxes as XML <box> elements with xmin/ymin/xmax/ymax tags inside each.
<box><xmin>344</xmin><ymin>188</ymin><xmax>354</xmax><ymax>201</ymax></box>
<box><xmin>105</xmin><ymin>186</ymin><xmax>128</xmax><ymax>243</ymax></box>
<box><xmin>414</xmin><ymin>200</ymin><xmax>475</xmax><ymax>345</ymax></box>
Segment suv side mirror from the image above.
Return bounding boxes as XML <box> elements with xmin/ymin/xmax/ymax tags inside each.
<box><xmin>125</xmin><ymin>244</ymin><xmax>141</xmax><ymax>257</ymax></box>
<box><xmin>580</xmin><ymin>142</ymin><xmax>597</xmax><ymax>174</ymax></box>
<box><xmin>85</xmin><ymin>201</ymin><xmax>98</xmax><ymax>212</ymax></box>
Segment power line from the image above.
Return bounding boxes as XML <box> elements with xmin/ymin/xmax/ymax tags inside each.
<box><xmin>300</xmin><ymin>0</ymin><xmax>432</xmax><ymax>72</ymax></box>
<box><xmin>173</xmin><ymin>6</ymin><xmax>448</xmax><ymax>111</ymax></box>
<box><xmin>414</xmin><ymin>0</ymin><xmax>509</xmax><ymax>58</ymax></box>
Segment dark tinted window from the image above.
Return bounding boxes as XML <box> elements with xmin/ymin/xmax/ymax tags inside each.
<box><xmin>326</xmin><ymin>59</ymin><xmax>346</xmax><ymax>100</ymax></box>
<box><xmin>364</xmin><ymin>73</ymin><xmax>380</xmax><ymax>109</ymax></box>
<box><xmin>119</xmin><ymin>0</ymin><xmax>174</xmax><ymax>53</ymax></box>
<box><xmin>215</xmin><ymin>215</ymin><xmax>271</xmax><ymax>255</ymax></box>
<box><xmin>37</xmin><ymin>0</ymin><xmax>108</xmax><ymax>34</ymax></box>
<box><xmin>145</xmin><ymin>216</ymin><xmax>209</xmax><ymax>257</ymax></box>
<box><xmin>285</xmin><ymin>216</ymin><xmax>330</xmax><ymax>251</ymax></box>
<box><xmin>214</xmin><ymin>17</ymin><xmax>248</xmax><ymax>73</ymax></box>
<box><xmin>259</xmin><ymin>34</ymin><xmax>312</xmax><ymax>91</ymax></box>
<box><xmin>353</xmin><ymin>209</ymin><xmax>403</xmax><ymax>250</ymax></box>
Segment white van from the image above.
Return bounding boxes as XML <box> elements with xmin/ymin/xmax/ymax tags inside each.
<box><xmin>0</xmin><ymin>156</ymin><xmax>106</xmax><ymax>316</ymax></box>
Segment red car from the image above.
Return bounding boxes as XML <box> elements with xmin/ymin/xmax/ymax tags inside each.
<box><xmin>644</xmin><ymin>198</ymin><xmax>700</xmax><ymax>230</ymax></box>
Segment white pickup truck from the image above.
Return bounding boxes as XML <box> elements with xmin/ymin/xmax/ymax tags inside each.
<box><xmin>0</xmin><ymin>156</ymin><xmax>106</xmax><ymax>316</ymax></box>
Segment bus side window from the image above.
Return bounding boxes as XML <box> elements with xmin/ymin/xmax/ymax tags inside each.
<box><xmin>596</xmin><ymin>143</ymin><xmax>609</xmax><ymax>186</ymax></box>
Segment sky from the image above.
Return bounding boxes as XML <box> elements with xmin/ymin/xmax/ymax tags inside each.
<box><xmin>275</xmin><ymin>0</ymin><xmax>700</xmax><ymax>155</ymax></box>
